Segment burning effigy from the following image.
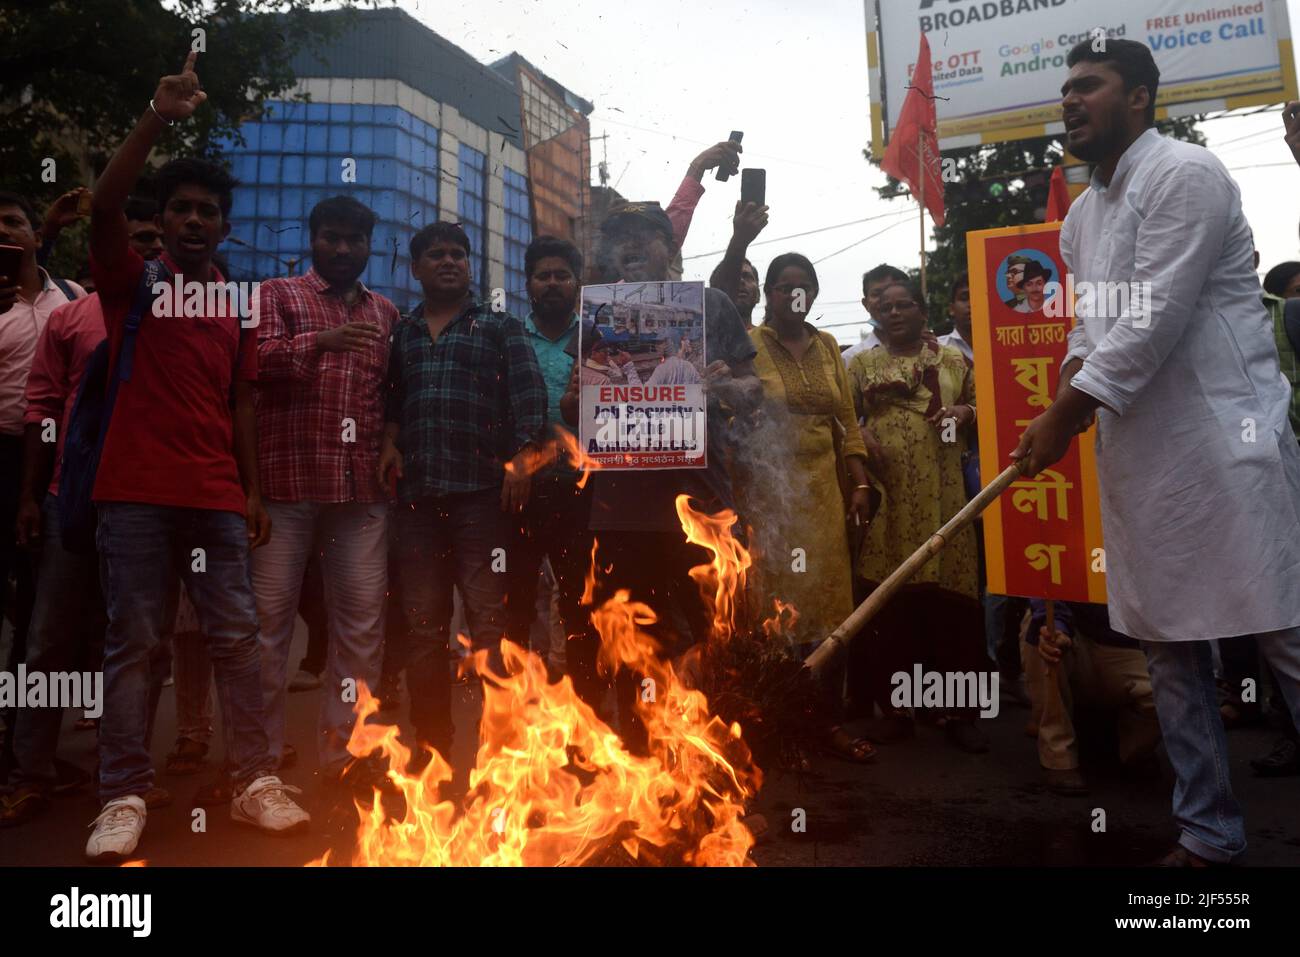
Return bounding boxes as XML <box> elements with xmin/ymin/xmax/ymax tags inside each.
<box><xmin>309</xmin><ymin>492</ymin><xmax>823</xmax><ymax>868</ymax></box>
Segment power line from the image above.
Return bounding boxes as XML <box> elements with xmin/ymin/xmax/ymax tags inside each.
<box><xmin>588</xmin><ymin>113</ymin><xmax>843</xmax><ymax>172</ymax></box>
<box><xmin>1213</xmin><ymin>127</ymin><xmax>1279</xmax><ymax>149</ymax></box>
<box><xmin>1200</xmin><ymin>104</ymin><xmax>1282</xmax><ymax>122</ymax></box>
<box><xmin>814</xmin><ymin>318</ymin><xmax>873</xmax><ymax>330</ymax></box>
<box><xmin>813</xmin><ymin>217</ymin><xmax>913</xmax><ymax>265</ymax></box>
<box><xmin>682</xmin><ymin>207</ymin><xmax>914</xmax><ymax>261</ymax></box>
<box><xmin>1226</xmin><ymin>161</ymin><xmax>1296</xmax><ymax>171</ymax></box>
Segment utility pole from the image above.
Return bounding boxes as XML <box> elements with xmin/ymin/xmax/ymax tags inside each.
<box><xmin>591</xmin><ymin>131</ymin><xmax>610</xmax><ymax>186</ymax></box>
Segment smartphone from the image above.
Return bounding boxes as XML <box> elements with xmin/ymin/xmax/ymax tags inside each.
<box><xmin>741</xmin><ymin>168</ymin><xmax>766</xmax><ymax>206</ymax></box>
<box><xmin>716</xmin><ymin>131</ymin><xmax>743</xmax><ymax>182</ymax></box>
<box><xmin>0</xmin><ymin>244</ymin><xmax>23</xmax><ymax>284</ymax></box>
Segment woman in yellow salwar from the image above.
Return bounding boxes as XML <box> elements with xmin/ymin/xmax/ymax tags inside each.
<box><xmin>739</xmin><ymin>253</ymin><xmax>878</xmax><ymax>763</ymax></box>
<box><xmin>848</xmin><ymin>280</ymin><xmax>989</xmax><ymax>754</ymax></box>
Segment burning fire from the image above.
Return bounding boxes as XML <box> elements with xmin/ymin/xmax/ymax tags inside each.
<box><xmin>551</xmin><ymin>427</ymin><xmax>604</xmax><ymax>489</ymax></box>
<box><xmin>314</xmin><ymin>496</ymin><xmax>762</xmax><ymax>867</ymax></box>
<box><xmin>503</xmin><ymin>430</ymin><xmax>606</xmax><ymax>491</ymax></box>
<box><xmin>675</xmin><ymin>495</ymin><xmax>751</xmax><ymax>644</ymax></box>
<box><xmin>761</xmin><ymin>599</ymin><xmax>800</xmax><ymax>643</ymax></box>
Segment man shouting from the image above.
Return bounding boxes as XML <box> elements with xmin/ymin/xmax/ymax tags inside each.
<box><xmin>1015</xmin><ymin>39</ymin><xmax>1300</xmax><ymax>866</ymax></box>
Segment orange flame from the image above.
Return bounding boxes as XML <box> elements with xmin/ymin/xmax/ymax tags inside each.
<box><xmin>580</xmin><ymin>536</ymin><xmax>599</xmax><ymax>607</ymax></box>
<box><xmin>503</xmin><ymin>430</ymin><xmax>604</xmax><ymax>490</ymax></box>
<box><xmin>761</xmin><ymin>599</ymin><xmax>801</xmax><ymax>643</ymax></box>
<box><xmin>551</xmin><ymin>428</ymin><xmax>604</xmax><ymax>489</ymax></box>
<box><xmin>674</xmin><ymin>495</ymin><xmax>751</xmax><ymax>644</ymax></box>
<box><xmin>316</xmin><ymin>496</ymin><xmax>761</xmax><ymax>867</ymax></box>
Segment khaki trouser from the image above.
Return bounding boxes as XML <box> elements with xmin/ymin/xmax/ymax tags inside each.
<box><xmin>1020</xmin><ymin>618</ymin><xmax>1160</xmax><ymax>771</ymax></box>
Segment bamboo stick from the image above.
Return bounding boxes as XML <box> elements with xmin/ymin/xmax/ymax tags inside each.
<box><xmin>805</xmin><ymin>460</ymin><xmax>1027</xmax><ymax>678</ymax></box>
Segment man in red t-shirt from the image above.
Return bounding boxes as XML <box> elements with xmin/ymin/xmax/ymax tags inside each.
<box><xmin>82</xmin><ymin>52</ymin><xmax>308</xmax><ymax>863</ymax></box>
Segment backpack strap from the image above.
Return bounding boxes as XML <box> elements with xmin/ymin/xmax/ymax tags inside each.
<box><xmin>230</xmin><ymin>320</ymin><xmax>248</xmax><ymax>409</ymax></box>
<box><xmin>50</xmin><ymin>275</ymin><xmax>79</xmax><ymax>301</ymax></box>
<box><xmin>116</xmin><ymin>259</ymin><xmax>170</xmax><ymax>384</ymax></box>
<box><xmin>97</xmin><ymin>259</ymin><xmax>169</xmax><ymax>450</ymax></box>
<box><xmin>1284</xmin><ymin>298</ymin><xmax>1300</xmax><ymax>359</ymax></box>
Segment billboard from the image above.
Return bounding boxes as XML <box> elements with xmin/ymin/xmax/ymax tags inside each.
<box><xmin>868</xmin><ymin>0</ymin><xmax>1298</xmax><ymax>156</ymax></box>
<box><xmin>968</xmin><ymin>222</ymin><xmax>1107</xmax><ymax>603</ymax></box>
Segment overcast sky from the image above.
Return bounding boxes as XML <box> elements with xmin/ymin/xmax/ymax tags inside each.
<box><xmin>398</xmin><ymin>0</ymin><xmax>1300</xmax><ymax>344</ymax></box>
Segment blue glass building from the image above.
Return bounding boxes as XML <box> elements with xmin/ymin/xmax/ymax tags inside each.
<box><xmin>213</xmin><ymin>8</ymin><xmax>561</xmax><ymax>317</ymax></box>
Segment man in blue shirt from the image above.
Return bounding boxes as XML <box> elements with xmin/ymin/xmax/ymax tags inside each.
<box><xmin>505</xmin><ymin>236</ymin><xmax>605</xmax><ymax>711</ymax></box>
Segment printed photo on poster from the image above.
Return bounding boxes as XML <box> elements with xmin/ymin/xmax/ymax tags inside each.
<box><xmin>578</xmin><ymin>281</ymin><xmax>708</xmax><ymax>470</ymax></box>
<box><xmin>995</xmin><ymin>249</ymin><xmax>1061</xmax><ymax>316</ymax></box>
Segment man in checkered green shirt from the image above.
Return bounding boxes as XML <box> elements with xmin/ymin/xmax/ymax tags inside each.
<box><xmin>379</xmin><ymin>221</ymin><xmax>546</xmax><ymax>760</ymax></box>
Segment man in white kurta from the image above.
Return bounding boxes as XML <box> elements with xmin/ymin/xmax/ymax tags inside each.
<box><xmin>1017</xmin><ymin>40</ymin><xmax>1300</xmax><ymax>866</ymax></box>
<box><xmin>1062</xmin><ymin>129</ymin><xmax>1300</xmax><ymax>644</ymax></box>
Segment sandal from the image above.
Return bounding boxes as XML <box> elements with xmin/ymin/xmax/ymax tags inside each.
<box><xmin>165</xmin><ymin>737</ymin><xmax>209</xmax><ymax>776</ymax></box>
<box><xmin>0</xmin><ymin>785</ymin><xmax>52</xmax><ymax>828</ymax></box>
<box><xmin>826</xmin><ymin>726</ymin><xmax>877</xmax><ymax>764</ymax></box>
<box><xmin>53</xmin><ymin>758</ymin><xmax>92</xmax><ymax>795</ymax></box>
<box><xmin>193</xmin><ymin>764</ymin><xmax>235</xmax><ymax>806</ymax></box>
<box><xmin>1219</xmin><ymin>702</ymin><xmax>1263</xmax><ymax>730</ymax></box>
<box><xmin>1250</xmin><ymin>737</ymin><xmax>1300</xmax><ymax>777</ymax></box>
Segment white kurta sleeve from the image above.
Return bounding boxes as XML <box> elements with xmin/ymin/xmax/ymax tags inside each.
<box><xmin>1070</xmin><ymin>159</ymin><xmax>1231</xmax><ymax>416</ymax></box>
<box><xmin>1058</xmin><ymin>214</ymin><xmax>1092</xmax><ymax>371</ymax></box>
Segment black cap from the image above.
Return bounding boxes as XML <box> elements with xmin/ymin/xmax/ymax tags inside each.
<box><xmin>600</xmin><ymin>201</ymin><xmax>674</xmax><ymax>245</ymax></box>
<box><xmin>1022</xmin><ymin>260</ymin><xmax>1054</xmax><ymax>283</ymax></box>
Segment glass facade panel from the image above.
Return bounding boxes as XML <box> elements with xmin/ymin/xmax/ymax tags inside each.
<box><xmin>214</xmin><ymin>99</ymin><xmax>441</xmax><ymax>308</ymax></box>
<box><xmin>458</xmin><ymin>143</ymin><xmax>487</xmax><ymax>300</ymax></box>
<box><xmin>503</xmin><ymin>168</ymin><xmax>531</xmax><ymax>317</ymax></box>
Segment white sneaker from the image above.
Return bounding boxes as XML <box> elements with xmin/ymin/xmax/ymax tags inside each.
<box><xmin>231</xmin><ymin>774</ymin><xmax>310</xmax><ymax>834</ymax></box>
<box><xmin>86</xmin><ymin>795</ymin><xmax>147</xmax><ymax>863</ymax></box>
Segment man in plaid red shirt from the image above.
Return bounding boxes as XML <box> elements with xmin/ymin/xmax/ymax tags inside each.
<box><xmin>251</xmin><ymin>196</ymin><xmax>399</xmax><ymax>794</ymax></box>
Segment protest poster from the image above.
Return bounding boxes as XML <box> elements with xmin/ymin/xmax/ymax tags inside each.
<box><xmin>577</xmin><ymin>281</ymin><xmax>708</xmax><ymax>470</ymax></box>
<box><xmin>968</xmin><ymin>222</ymin><xmax>1107</xmax><ymax>603</ymax></box>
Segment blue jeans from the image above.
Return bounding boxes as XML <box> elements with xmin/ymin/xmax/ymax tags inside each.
<box><xmin>1142</xmin><ymin>626</ymin><xmax>1300</xmax><ymax>862</ymax></box>
<box><xmin>96</xmin><ymin>503</ymin><xmax>273</xmax><ymax>802</ymax></box>
<box><xmin>251</xmin><ymin>501</ymin><xmax>388</xmax><ymax>773</ymax></box>
<box><xmin>396</xmin><ymin>489</ymin><xmax>510</xmax><ymax>751</ymax></box>
<box><xmin>11</xmin><ymin>494</ymin><xmax>106</xmax><ymax>787</ymax></box>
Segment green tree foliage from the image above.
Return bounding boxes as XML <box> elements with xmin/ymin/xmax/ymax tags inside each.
<box><xmin>868</xmin><ymin>118</ymin><xmax>1204</xmax><ymax>331</ymax></box>
<box><xmin>0</xmin><ymin>1</ymin><xmax>387</xmax><ymax>246</ymax></box>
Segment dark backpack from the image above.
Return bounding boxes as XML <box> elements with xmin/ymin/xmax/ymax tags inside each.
<box><xmin>1284</xmin><ymin>298</ymin><xmax>1300</xmax><ymax>359</ymax></box>
<box><xmin>58</xmin><ymin>259</ymin><xmax>169</xmax><ymax>553</ymax></box>
<box><xmin>50</xmin><ymin>276</ymin><xmax>80</xmax><ymax>302</ymax></box>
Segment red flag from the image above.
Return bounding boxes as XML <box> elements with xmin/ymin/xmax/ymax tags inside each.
<box><xmin>881</xmin><ymin>33</ymin><xmax>945</xmax><ymax>227</ymax></box>
<box><xmin>1045</xmin><ymin>165</ymin><xmax>1073</xmax><ymax>221</ymax></box>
